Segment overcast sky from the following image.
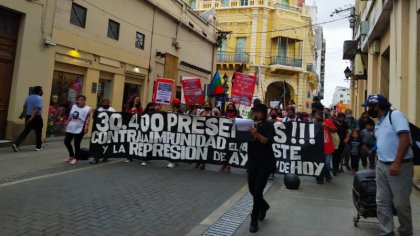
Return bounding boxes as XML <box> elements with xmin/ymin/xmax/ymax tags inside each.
<box><xmin>306</xmin><ymin>0</ymin><xmax>354</xmax><ymax>107</ymax></box>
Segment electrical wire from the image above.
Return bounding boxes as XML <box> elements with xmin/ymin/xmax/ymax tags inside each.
<box><xmin>78</xmin><ymin>0</ymin><xmax>214</xmax><ymax>43</ymax></box>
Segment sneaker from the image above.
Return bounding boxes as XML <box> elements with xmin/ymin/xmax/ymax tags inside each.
<box><xmin>167</xmin><ymin>162</ymin><xmax>176</xmax><ymax>168</ymax></box>
<box><xmin>124</xmin><ymin>159</ymin><xmax>132</xmax><ymax>163</ymax></box>
<box><xmin>12</xmin><ymin>144</ymin><xmax>20</xmax><ymax>152</ymax></box>
<box><xmin>89</xmin><ymin>159</ymin><xmax>98</xmax><ymax>164</ymax></box>
<box><xmin>141</xmin><ymin>161</ymin><xmax>148</xmax><ymax>166</ymax></box>
<box><xmin>35</xmin><ymin>147</ymin><xmax>45</xmax><ymax>151</ymax></box>
<box><xmin>69</xmin><ymin>159</ymin><xmax>78</xmax><ymax>165</ymax></box>
<box><xmin>64</xmin><ymin>157</ymin><xmax>73</xmax><ymax>162</ymax></box>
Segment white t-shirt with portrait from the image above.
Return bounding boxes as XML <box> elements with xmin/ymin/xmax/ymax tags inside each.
<box><xmin>66</xmin><ymin>105</ymin><xmax>91</xmax><ymax>134</ymax></box>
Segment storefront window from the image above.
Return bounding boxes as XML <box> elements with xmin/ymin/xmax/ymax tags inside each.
<box><xmin>97</xmin><ymin>79</ymin><xmax>112</xmax><ymax>109</ymax></box>
<box><xmin>48</xmin><ymin>71</ymin><xmax>83</xmax><ymax>137</ymax></box>
<box><xmin>123</xmin><ymin>83</ymin><xmax>141</xmax><ymax>112</ymax></box>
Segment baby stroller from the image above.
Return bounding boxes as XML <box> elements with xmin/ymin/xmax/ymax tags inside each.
<box><xmin>352</xmin><ymin>170</ymin><xmax>377</xmax><ymax>226</ymax></box>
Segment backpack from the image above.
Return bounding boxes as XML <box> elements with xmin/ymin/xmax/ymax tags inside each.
<box><xmin>389</xmin><ymin>110</ymin><xmax>420</xmax><ymax>165</ymax></box>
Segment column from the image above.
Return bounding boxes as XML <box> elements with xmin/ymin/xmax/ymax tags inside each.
<box><xmin>82</xmin><ymin>68</ymin><xmax>100</xmax><ymax>108</ymax></box>
<box><xmin>111</xmin><ymin>74</ymin><xmax>125</xmax><ymax>112</ymax></box>
<box><xmin>249</xmin><ymin>8</ymin><xmax>258</xmax><ymax>64</ymax></box>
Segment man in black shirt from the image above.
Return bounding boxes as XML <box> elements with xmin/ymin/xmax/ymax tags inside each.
<box><xmin>247</xmin><ymin>103</ymin><xmax>275</xmax><ymax>233</ymax></box>
<box><xmin>333</xmin><ymin>112</ymin><xmax>349</xmax><ymax>175</ymax></box>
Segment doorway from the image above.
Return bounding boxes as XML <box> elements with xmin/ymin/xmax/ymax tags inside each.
<box><xmin>0</xmin><ymin>7</ymin><xmax>20</xmax><ymax>139</ymax></box>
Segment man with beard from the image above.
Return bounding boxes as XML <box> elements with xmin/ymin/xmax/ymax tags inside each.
<box><xmin>363</xmin><ymin>94</ymin><xmax>413</xmax><ymax>236</ymax></box>
<box><xmin>332</xmin><ymin>112</ymin><xmax>349</xmax><ymax>175</ymax></box>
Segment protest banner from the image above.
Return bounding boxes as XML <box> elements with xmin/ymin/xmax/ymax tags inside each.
<box><xmin>181</xmin><ymin>77</ymin><xmax>204</xmax><ymax>105</ymax></box>
<box><xmin>230</xmin><ymin>72</ymin><xmax>257</xmax><ymax>106</ymax></box>
<box><xmin>90</xmin><ymin>112</ymin><xmax>324</xmax><ymax>176</ymax></box>
<box><xmin>154</xmin><ymin>78</ymin><xmax>175</xmax><ymax>105</ymax></box>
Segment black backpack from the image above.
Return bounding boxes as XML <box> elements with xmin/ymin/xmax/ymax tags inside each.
<box><xmin>389</xmin><ymin>110</ymin><xmax>420</xmax><ymax>165</ymax></box>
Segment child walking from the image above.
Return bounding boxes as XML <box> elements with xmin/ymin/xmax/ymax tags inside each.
<box><xmin>349</xmin><ymin>129</ymin><xmax>362</xmax><ymax>173</ymax></box>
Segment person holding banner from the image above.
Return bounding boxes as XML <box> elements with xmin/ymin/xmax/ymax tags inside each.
<box><xmin>64</xmin><ymin>95</ymin><xmax>92</xmax><ymax>165</ymax></box>
<box><xmin>127</xmin><ymin>96</ymin><xmax>143</xmax><ymax>114</ymax></box>
<box><xmin>247</xmin><ymin>103</ymin><xmax>275</xmax><ymax>233</ymax></box>
<box><xmin>167</xmin><ymin>98</ymin><xmax>182</xmax><ymax>169</ymax></box>
<box><xmin>196</xmin><ymin>100</ymin><xmax>217</xmax><ymax>170</ymax></box>
<box><xmin>282</xmin><ymin>105</ymin><xmax>301</xmax><ymax>122</ymax></box>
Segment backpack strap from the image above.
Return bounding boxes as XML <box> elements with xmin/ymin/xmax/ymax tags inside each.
<box><xmin>388</xmin><ymin>109</ymin><xmax>394</xmax><ymax>126</ymax></box>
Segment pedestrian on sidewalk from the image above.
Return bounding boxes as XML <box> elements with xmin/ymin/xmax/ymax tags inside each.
<box><xmin>12</xmin><ymin>86</ymin><xmax>44</xmax><ymax>152</ymax></box>
<box><xmin>348</xmin><ymin>129</ymin><xmax>362</xmax><ymax>173</ymax></box>
<box><xmin>64</xmin><ymin>95</ymin><xmax>92</xmax><ymax>165</ymax></box>
<box><xmin>314</xmin><ymin>111</ymin><xmax>336</xmax><ymax>184</ymax></box>
<box><xmin>363</xmin><ymin>94</ymin><xmax>413</xmax><ymax>236</ymax></box>
<box><xmin>247</xmin><ymin>103</ymin><xmax>275</xmax><ymax>233</ymax></box>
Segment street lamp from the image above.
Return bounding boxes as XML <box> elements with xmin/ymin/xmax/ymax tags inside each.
<box><xmin>344</xmin><ymin>66</ymin><xmax>352</xmax><ymax>79</ymax></box>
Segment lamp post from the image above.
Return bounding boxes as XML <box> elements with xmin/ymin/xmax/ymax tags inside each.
<box><xmin>344</xmin><ymin>66</ymin><xmax>352</xmax><ymax>79</ymax></box>
<box><xmin>222</xmin><ymin>73</ymin><xmax>229</xmax><ymax>113</ymax></box>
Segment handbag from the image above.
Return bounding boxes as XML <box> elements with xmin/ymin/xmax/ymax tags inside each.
<box><xmin>332</xmin><ymin>132</ymin><xmax>340</xmax><ymax>150</ymax></box>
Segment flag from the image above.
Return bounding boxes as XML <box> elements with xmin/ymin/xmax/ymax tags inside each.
<box><xmin>210</xmin><ymin>70</ymin><xmax>224</xmax><ymax>96</ymax></box>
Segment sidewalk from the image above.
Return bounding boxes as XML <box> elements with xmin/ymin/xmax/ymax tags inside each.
<box><xmin>233</xmin><ymin>172</ymin><xmax>420</xmax><ymax>236</ymax></box>
<box><xmin>0</xmin><ymin>139</ymin><xmax>93</xmax><ymax>184</ymax></box>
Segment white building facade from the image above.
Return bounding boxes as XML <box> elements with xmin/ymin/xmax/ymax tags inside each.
<box><xmin>332</xmin><ymin>86</ymin><xmax>351</xmax><ymax>106</ymax></box>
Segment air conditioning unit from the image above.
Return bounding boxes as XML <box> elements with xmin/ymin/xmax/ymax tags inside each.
<box><xmin>360</xmin><ymin>21</ymin><xmax>369</xmax><ymax>36</ymax></box>
<box><xmin>354</xmin><ymin>53</ymin><xmax>365</xmax><ymax>76</ymax></box>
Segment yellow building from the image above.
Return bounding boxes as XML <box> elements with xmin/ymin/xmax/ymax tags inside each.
<box><xmin>0</xmin><ymin>0</ymin><xmax>216</xmax><ymax>141</ymax></box>
<box><xmin>346</xmin><ymin>0</ymin><xmax>420</xmax><ymax>179</ymax></box>
<box><xmin>194</xmin><ymin>0</ymin><xmax>317</xmax><ymax>113</ymax></box>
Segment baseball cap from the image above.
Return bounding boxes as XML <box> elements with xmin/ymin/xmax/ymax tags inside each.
<box><xmin>362</xmin><ymin>94</ymin><xmax>387</xmax><ymax>107</ymax></box>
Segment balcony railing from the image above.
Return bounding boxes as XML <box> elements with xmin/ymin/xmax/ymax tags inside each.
<box><xmin>217</xmin><ymin>52</ymin><xmax>249</xmax><ymax>63</ymax></box>
<box><xmin>270</xmin><ymin>56</ymin><xmax>302</xmax><ymax>67</ymax></box>
<box><xmin>274</xmin><ymin>3</ymin><xmax>300</xmax><ymax>12</ymax></box>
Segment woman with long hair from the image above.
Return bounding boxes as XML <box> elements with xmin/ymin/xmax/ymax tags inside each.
<box><xmin>127</xmin><ymin>96</ymin><xmax>143</xmax><ymax>114</ymax></box>
<box><xmin>64</xmin><ymin>95</ymin><xmax>92</xmax><ymax>165</ymax></box>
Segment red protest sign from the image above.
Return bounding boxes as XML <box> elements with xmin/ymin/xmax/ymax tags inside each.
<box><xmin>153</xmin><ymin>78</ymin><xmax>175</xmax><ymax>105</ymax></box>
<box><xmin>230</xmin><ymin>72</ymin><xmax>257</xmax><ymax>106</ymax></box>
<box><xmin>181</xmin><ymin>77</ymin><xmax>204</xmax><ymax>105</ymax></box>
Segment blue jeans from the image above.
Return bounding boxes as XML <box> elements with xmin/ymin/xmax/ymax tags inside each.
<box><xmin>317</xmin><ymin>154</ymin><xmax>332</xmax><ymax>181</ymax></box>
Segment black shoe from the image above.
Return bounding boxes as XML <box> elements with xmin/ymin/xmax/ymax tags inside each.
<box><xmin>249</xmin><ymin>220</ymin><xmax>259</xmax><ymax>233</ymax></box>
<box><xmin>101</xmin><ymin>158</ymin><xmax>108</xmax><ymax>163</ymax></box>
<box><xmin>332</xmin><ymin>170</ymin><xmax>337</xmax><ymax>176</ymax></box>
<box><xmin>194</xmin><ymin>163</ymin><xmax>200</xmax><ymax>169</ymax></box>
<box><xmin>258</xmin><ymin>204</ymin><xmax>270</xmax><ymax>221</ymax></box>
<box><xmin>199</xmin><ymin>163</ymin><xmax>205</xmax><ymax>170</ymax></box>
<box><xmin>326</xmin><ymin>176</ymin><xmax>332</xmax><ymax>183</ymax></box>
<box><xmin>316</xmin><ymin>178</ymin><xmax>324</xmax><ymax>184</ymax></box>
<box><xmin>346</xmin><ymin>165</ymin><xmax>351</xmax><ymax>171</ymax></box>
<box><xmin>339</xmin><ymin>166</ymin><xmax>344</xmax><ymax>173</ymax></box>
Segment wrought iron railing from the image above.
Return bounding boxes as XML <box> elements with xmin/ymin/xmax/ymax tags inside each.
<box><xmin>217</xmin><ymin>52</ymin><xmax>249</xmax><ymax>63</ymax></box>
<box><xmin>270</xmin><ymin>56</ymin><xmax>303</xmax><ymax>67</ymax></box>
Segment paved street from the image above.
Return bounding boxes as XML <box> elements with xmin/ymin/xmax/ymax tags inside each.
<box><xmin>1</xmin><ymin>142</ymin><xmax>420</xmax><ymax>236</ymax></box>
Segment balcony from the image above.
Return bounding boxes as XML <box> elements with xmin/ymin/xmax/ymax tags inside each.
<box><xmin>274</xmin><ymin>3</ymin><xmax>300</xmax><ymax>12</ymax></box>
<box><xmin>270</xmin><ymin>56</ymin><xmax>302</xmax><ymax>68</ymax></box>
<box><xmin>217</xmin><ymin>52</ymin><xmax>249</xmax><ymax>63</ymax></box>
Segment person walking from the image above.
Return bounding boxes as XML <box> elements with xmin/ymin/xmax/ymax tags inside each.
<box><xmin>332</xmin><ymin>112</ymin><xmax>349</xmax><ymax>175</ymax></box>
<box><xmin>196</xmin><ymin>100</ymin><xmax>217</xmax><ymax>170</ymax></box>
<box><xmin>363</xmin><ymin>94</ymin><xmax>413</xmax><ymax>236</ymax></box>
<box><xmin>167</xmin><ymin>98</ymin><xmax>182</xmax><ymax>169</ymax></box>
<box><xmin>314</xmin><ymin>111</ymin><xmax>336</xmax><ymax>184</ymax></box>
<box><xmin>64</xmin><ymin>95</ymin><xmax>92</xmax><ymax>165</ymax></box>
<box><xmin>12</xmin><ymin>86</ymin><xmax>45</xmax><ymax>152</ymax></box>
<box><xmin>348</xmin><ymin>129</ymin><xmax>362</xmax><ymax>173</ymax></box>
<box><xmin>247</xmin><ymin>103</ymin><xmax>275</xmax><ymax>233</ymax></box>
